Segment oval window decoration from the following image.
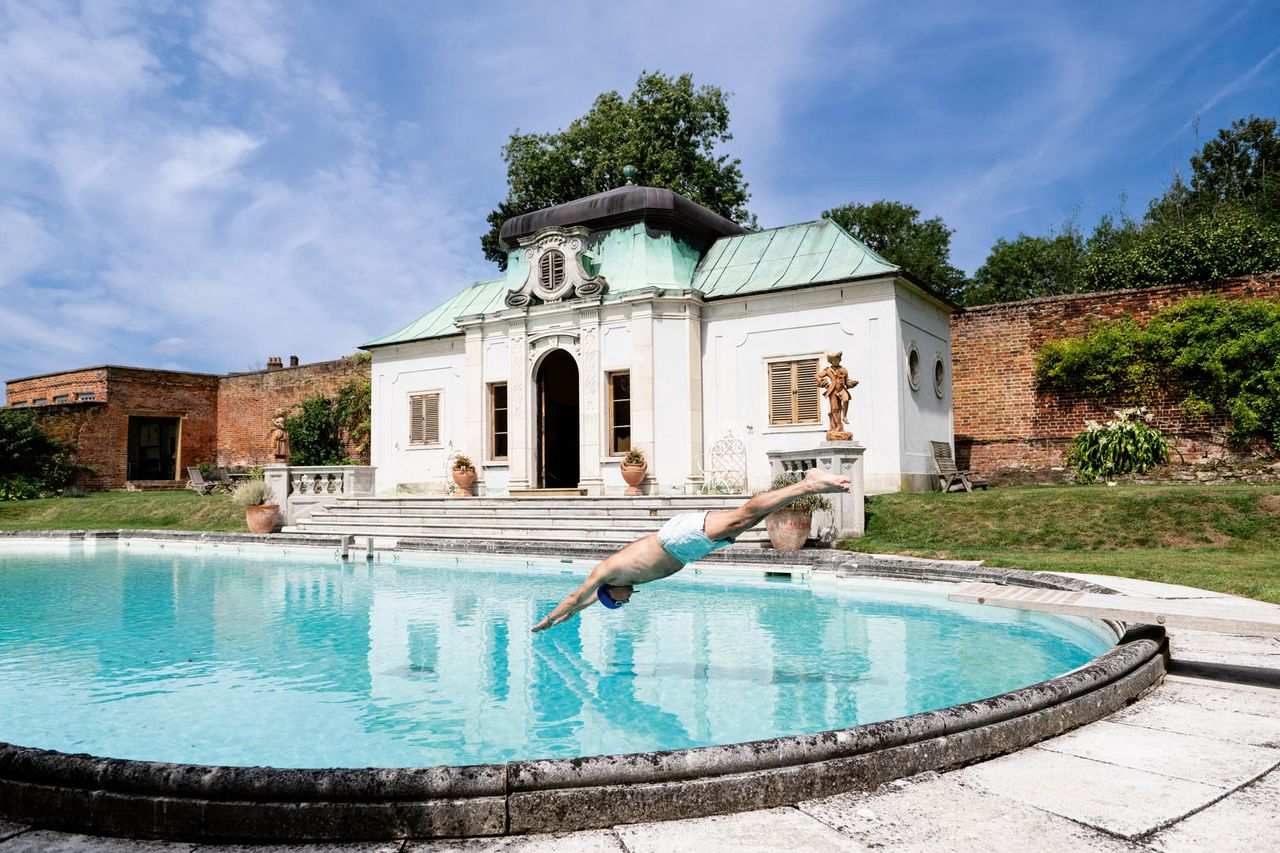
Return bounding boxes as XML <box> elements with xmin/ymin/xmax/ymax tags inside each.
<box><xmin>539</xmin><ymin>250</ymin><xmax>566</xmax><ymax>290</ymax></box>
<box><xmin>934</xmin><ymin>354</ymin><xmax>946</xmax><ymax>398</ymax></box>
<box><xmin>906</xmin><ymin>342</ymin><xmax>921</xmax><ymax>391</ymax></box>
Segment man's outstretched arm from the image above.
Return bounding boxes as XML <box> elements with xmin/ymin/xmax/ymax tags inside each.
<box><xmin>531</xmin><ymin>567</ymin><xmax>607</xmax><ymax>632</ymax></box>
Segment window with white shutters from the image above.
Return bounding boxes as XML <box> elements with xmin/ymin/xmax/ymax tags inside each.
<box><xmin>767</xmin><ymin>358</ymin><xmax>821</xmax><ymax>426</ymax></box>
<box><xmin>409</xmin><ymin>392</ymin><xmax>441</xmax><ymax>445</ymax></box>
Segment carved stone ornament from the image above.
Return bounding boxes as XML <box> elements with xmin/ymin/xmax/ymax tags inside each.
<box><xmin>506</xmin><ymin>226</ymin><xmax>607</xmax><ymax>308</ymax></box>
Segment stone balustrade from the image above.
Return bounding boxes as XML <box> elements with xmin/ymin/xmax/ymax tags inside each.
<box><xmin>766</xmin><ymin>441</ymin><xmax>866</xmax><ymax>542</ymax></box>
<box><xmin>263</xmin><ymin>464</ymin><xmax>375</xmax><ymax>525</ymax></box>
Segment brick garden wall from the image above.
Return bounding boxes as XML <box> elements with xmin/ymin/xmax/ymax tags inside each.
<box><xmin>951</xmin><ymin>272</ymin><xmax>1280</xmax><ymax>479</ymax></box>
<box><xmin>7</xmin><ymin>368</ymin><xmax>220</xmax><ymax>490</ymax></box>
<box><xmin>216</xmin><ymin>358</ymin><xmax>370</xmax><ymax>467</ymax></box>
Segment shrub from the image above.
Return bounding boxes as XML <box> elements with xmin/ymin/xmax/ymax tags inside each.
<box><xmin>623</xmin><ymin>448</ymin><xmax>645</xmax><ymax>465</ymax></box>
<box><xmin>284</xmin><ymin>395</ymin><xmax>347</xmax><ymax>466</ymax></box>
<box><xmin>452</xmin><ymin>453</ymin><xmax>475</xmax><ymax>471</ymax></box>
<box><xmin>1066</xmin><ymin>408</ymin><xmax>1170</xmax><ymax>484</ymax></box>
<box><xmin>1036</xmin><ymin>296</ymin><xmax>1280</xmax><ymax>450</ymax></box>
<box><xmin>230</xmin><ymin>479</ymin><xmax>276</xmax><ymax>507</ymax></box>
<box><xmin>0</xmin><ymin>410</ymin><xmax>83</xmax><ymax>500</ymax></box>
<box><xmin>766</xmin><ymin>473</ymin><xmax>833</xmax><ymax>514</ymax></box>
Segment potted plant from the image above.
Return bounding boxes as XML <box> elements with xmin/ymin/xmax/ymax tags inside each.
<box><xmin>620</xmin><ymin>448</ymin><xmax>646</xmax><ymax>496</ymax></box>
<box><xmin>451</xmin><ymin>453</ymin><xmax>477</xmax><ymax>497</ymax></box>
<box><xmin>764</xmin><ymin>473</ymin><xmax>833</xmax><ymax>550</ymax></box>
<box><xmin>231</xmin><ymin>479</ymin><xmax>279</xmax><ymax>534</ymax></box>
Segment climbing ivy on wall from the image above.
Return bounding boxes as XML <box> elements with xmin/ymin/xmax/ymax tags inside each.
<box><xmin>1035</xmin><ymin>296</ymin><xmax>1280</xmax><ymax>450</ymax></box>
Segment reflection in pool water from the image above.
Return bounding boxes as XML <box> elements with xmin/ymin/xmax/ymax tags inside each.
<box><xmin>0</xmin><ymin>542</ymin><xmax>1112</xmax><ymax>767</ymax></box>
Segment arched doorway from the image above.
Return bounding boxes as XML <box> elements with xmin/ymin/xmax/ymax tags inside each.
<box><xmin>535</xmin><ymin>349</ymin><xmax>579</xmax><ymax>488</ymax></box>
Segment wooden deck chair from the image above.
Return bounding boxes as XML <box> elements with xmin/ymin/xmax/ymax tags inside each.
<box><xmin>930</xmin><ymin>441</ymin><xmax>988</xmax><ymax>493</ymax></box>
<box><xmin>214</xmin><ymin>466</ymin><xmax>237</xmax><ymax>491</ymax></box>
<box><xmin>187</xmin><ymin>467</ymin><xmax>217</xmax><ymax>496</ymax></box>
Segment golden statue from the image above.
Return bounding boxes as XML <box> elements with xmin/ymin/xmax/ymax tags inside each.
<box><xmin>816</xmin><ymin>352</ymin><xmax>857</xmax><ymax>441</ymax></box>
<box><xmin>270</xmin><ymin>410</ymin><xmax>290</xmax><ymax>459</ymax></box>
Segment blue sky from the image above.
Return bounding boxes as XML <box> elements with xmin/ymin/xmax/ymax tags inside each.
<box><xmin>1</xmin><ymin>0</ymin><xmax>1277</xmax><ymax>398</ymax></box>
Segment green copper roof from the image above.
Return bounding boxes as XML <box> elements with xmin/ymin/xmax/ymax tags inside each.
<box><xmin>692</xmin><ymin>219</ymin><xmax>898</xmax><ymax>298</ymax></box>
<box><xmin>365</xmin><ymin>219</ymin><xmax>901</xmax><ymax>349</ymax></box>
<box><xmin>362</xmin><ymin>277</ymin><xmax>506</xmax><ymax>347</ymax></box>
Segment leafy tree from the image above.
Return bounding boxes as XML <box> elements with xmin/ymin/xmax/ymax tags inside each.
<box><xmin>0</xmin><ymin>410</ymin><xmax>82</xmax><ymax>499</ymax></box>
<box><xmin>967</xmin><ymin>223</ymin><xmax>1087</xmax><ymax>306</ymax></box>
<box><xmin>821</xmin><ymin>200</ymin><xmax>968</xmax><ymax>301</ymax></box>
<box><xmin>1188</xmin><ymin>116</ymin><xmax>1280</xmax><ymax>217</ymax></box>
<box><xmin>1084</xmin><ymin>206</ymin><xmax>1280</xmax><ymax>291</ymax></box>
<box><xmin>284</xmin><ymin>396</ymin><xmax>346</xmax><ymax>466</ymax></box>
<box><xmin>481</xmin><ymin>71</ymin><xmax>754</xmax><ymax>268</ymax></box>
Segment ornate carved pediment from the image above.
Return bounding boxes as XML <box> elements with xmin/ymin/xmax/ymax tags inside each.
<box><xmin>506</xmin><ymin>226</ymin><xmax>607</xmax><ymax>308</ymax></box>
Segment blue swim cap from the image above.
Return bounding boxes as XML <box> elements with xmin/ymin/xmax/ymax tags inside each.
<box><xmin>597</xmin><ymin>586</ymin><xmax>624</xmax><ymax>609</ymax></box>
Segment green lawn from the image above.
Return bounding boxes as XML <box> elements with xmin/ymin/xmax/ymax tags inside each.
<box><xmin>848</xmin><ymin>484</ymin><xmax>1280</xmax><ymax>603</ymax></box>
<box><xmin>0</xmin><ymin>490</ymin><xmax>246</xmax><ymax>532</ymax></box>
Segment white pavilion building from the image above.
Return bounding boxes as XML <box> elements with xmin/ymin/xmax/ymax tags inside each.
<box><xmin>363</xmin><ymin>186</ymin><xmax>954</xmax><ymax>496</ymax></box>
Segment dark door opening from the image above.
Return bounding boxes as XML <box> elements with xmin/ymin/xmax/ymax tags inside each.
<box><xmin>127</xmin><ymin>416</ymin><xmax>180</xmax><ymax>480</ymax></box>
<box><xmin>535</xmin><ymin>349</ymin><xmax>580</xmax><ymax>488</ymax></box>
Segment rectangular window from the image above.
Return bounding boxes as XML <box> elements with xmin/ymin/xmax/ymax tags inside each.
<box><xmin>767</xmin><ymin>358</ymin><xmax>821</xmax><ymax>426</ymax></box>
<box><xmin>32</xmin><ymin>398</ymin><xmax>47</xmax><ymax>405</ymax></box>
<box><xmin>608</xmin><ymin>371</ymin><xmax>631</xmax><ymax>454</ymax></box>
<box><xmin>489</xmin><ymin>383</ymin><xmax>508</xmax><ymax>459</ymax></box>
<box><xmin>53</xmin><ymin>394</ymin><xmax>70</xmax><ymax>403</ymax></box>
<box><xmin>408</xmin><ymin>392</ymin><xmax>441</xmax><ymax>446</ymax></box>
<box><xmin>10</xmin><ymin>401</ymin><xmax>27</xmax><ymax>407</ymax></box>
<box><xmin>77</xmin><ymin>392</ymin><xmax>96</xmax><ymax>402</ymax></box>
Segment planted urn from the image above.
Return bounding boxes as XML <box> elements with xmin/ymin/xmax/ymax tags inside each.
<box><xmin>764</xmin><ymin>473</ymin><xmax>833</xmax><ymax>550</ymax></box>
<box><xmin>620</xmin><ymin>448</ymin><xmax>646</xmax><ymax>496</ymax></box>
<box><xmin>231</xmin><ymin>479</ymin><xmax>279</xmax><ymax>534</ymax></box>
<box><xmin>451</xmin><ymin>454</ymin><xmax>477</xmax><ymax>497</ymax></box>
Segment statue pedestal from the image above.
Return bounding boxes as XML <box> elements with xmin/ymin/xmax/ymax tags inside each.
<box><xmin>766</xmin><ymin>441</ymin><xmax>866</xmax><ymax>543</ymax></box>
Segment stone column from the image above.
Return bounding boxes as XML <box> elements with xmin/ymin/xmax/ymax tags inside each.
<box><xmin>578</xmin><ymin>306</ymin><xmax>604</xmax><ymax>495</ymax></box>
<box><xmin>817</xmin><ymin>441</ymin><xmax>866</xmax><ymax>539</ymax></box>
<box><xmin>629</xmin><ymin>301</ymin><xmax>656</xmax><ymax>492</ymax></box>
<box><xmin>506</xmin><ymin>319</ymin><xmax>531</xmax><ymax>491</ymax></box>
<box><xmin>682</xmin><ymin>299</ymin><xmax>705</xmax><ymax>493</ymax></box>
<box><xmin>263</xmin><ymin>464</ymin><xmax>290</xmax><ymax>522</ymax></box>
<box><xmin>462</xmin><ymin>323</ymin><xmax>486</xmax><ymax>493</ymax></box>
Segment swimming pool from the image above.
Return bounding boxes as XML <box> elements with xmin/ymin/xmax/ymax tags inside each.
<box><xmin>0</xmin><ymin>539</ymin><xmax>1113</xmax><ymax>769</ymax></box>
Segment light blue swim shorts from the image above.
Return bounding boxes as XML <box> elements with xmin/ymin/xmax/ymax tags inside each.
<box><xmin>657</xmin><ymin>511</ymin><xmax>735</xmax><ymax>564</ymax></box>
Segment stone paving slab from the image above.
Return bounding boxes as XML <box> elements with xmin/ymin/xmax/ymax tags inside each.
<box><xmin>1108</xmin><ymin>683</ymin><xmax>1280</xmax><ymax>747</ymax></box>
<box><xmin>952</xmin><ymin>748</ymin><xmax>1225</xmax><ymax>839</ymax></box>
<box><xmin>0</xmin><ymin>831</ymin><xmax>198</xmax><ymax>852</ymax></box>
<box><xmin>410</xmin><ymin>830</ymin><xmax>625</xmax><ymax>851</ymax></box>
<box><xmin>0</xmin><ymin>825</ymin><xmax>26</xmax><ymax>844</ymax></box>
<box><xmin>1145</xmin><ymin>770</ymin><xmax>1280</xmax><ymax>852</ymax></box>
<box><xmin>191</xmin><ymin>843</ymin><xmax>404</xmax><ymax>853</ymax></box>
<box><xmin>1033</xmin><ymin>719</ymin><xmax>1280</xmax><ymax>789</ymax></box>
<box><xmin>1056</xmin><ymin>574</ymin><xmax>1237</xmax><ymax>600</ymax></box>
<box><xmin>797</xmin><ymin>772</ymin><xmax>1137</xmax><ymax>851</ymax></box>
<box><xmin>1168</xmin><ymin>629</ymin><xmax>1280</xmax><ymax>665</ymax></box>
<box><xmin>613</xmin><ymin>807</ymin><xmax>858</xmax><ymax>852</ymax></box>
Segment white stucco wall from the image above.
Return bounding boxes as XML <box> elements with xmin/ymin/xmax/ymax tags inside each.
<box><xmin>371</xmin><ymin>337</ymin><xmax>466</xmax><ymax>494</ymax></box>
<box><xmin>895</xmin><ymin>287</ymin><xmax>954</xmax><ymax>491</ymax></box>
<box><xmin>700</xmin><ymin>279</ymin><xmax>908</xmax><ymax>494</ymax></box>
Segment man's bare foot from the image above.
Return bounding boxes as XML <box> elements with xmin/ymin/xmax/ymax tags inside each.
<box><xmin>803</xmin><ymin>467</ymin><xmax>853</xmax><ymax>493</ymax></box>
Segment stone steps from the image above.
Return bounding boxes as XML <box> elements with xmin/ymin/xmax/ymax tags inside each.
<box><xmin>285</xmin><ymin>493</ymin><xmax>773</xmax><ymax>547</ymax></box>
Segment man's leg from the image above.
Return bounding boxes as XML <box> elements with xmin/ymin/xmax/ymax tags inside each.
<box><xmin>704</xmin><ymin>467</ymin><xmax>850</xmax><ymax>541</ymax></box>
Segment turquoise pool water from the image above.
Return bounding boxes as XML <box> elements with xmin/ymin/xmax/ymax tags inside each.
<box><xmin>0</xmin><ymin>541</ymin><xmax>1113</xmax><ymax>768</ymax></box>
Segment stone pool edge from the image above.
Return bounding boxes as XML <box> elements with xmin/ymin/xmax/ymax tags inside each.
<box><xmin>0</xmin><ymin>531</ymin><xmax>1168</xmax><ymax>842</ymax></box>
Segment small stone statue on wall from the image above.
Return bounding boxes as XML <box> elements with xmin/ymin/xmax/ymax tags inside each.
<box><xmin>270</xmin><ymin>409</ymin><xmax>290</xmax><ymax>460</ymax></box>
<box><xmin>817</xmin><ymin>352</ymin><xmax>858</xmax><ymax>441</ymax></box>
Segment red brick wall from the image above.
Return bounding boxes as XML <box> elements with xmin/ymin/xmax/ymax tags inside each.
<box><xmin>7</xmin><ymin>368</ymin><xmax>219</xmax><ymax>490</ymax></box>
<box><xmin>951</xmin><ymin>272</ymin><xmax>1280</xmax><ymax>475</ymax></box>
<box><xmin>216</xmin><ymin>358</ymin><xmax>370</xmax><ymax>467</ymax></box>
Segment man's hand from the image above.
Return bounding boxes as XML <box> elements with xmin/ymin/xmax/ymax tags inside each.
<box><xmin>532</xmin><ymin>591</ymin><xmax>589</xmax><ymax>632</ymax></box>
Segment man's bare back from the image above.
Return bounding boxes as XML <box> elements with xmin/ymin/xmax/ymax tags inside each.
<box><xmin>531</xmin><ymin>468</ymin><xmax>852</xmax><ymax>632</ymax></box>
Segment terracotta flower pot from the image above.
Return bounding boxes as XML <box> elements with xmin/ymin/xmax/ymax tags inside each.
<box><xmin>766</xmin><ymin>509</ymin><xmax>812</xmax><ymax>550</ymax></box>
<box><xmin>620</xmin><ymin>461</ymin><xmax>647</xmax><ymax>496</ymax></box>
<box><xmin>245</xmin><ymin>504</ymin><xmax>279</xmax><ymax>534</ymax></box>
<box><xmin>452</xmin><ymin>466</ymin><xmax>477</xmax><ymax>497</ymax></box>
